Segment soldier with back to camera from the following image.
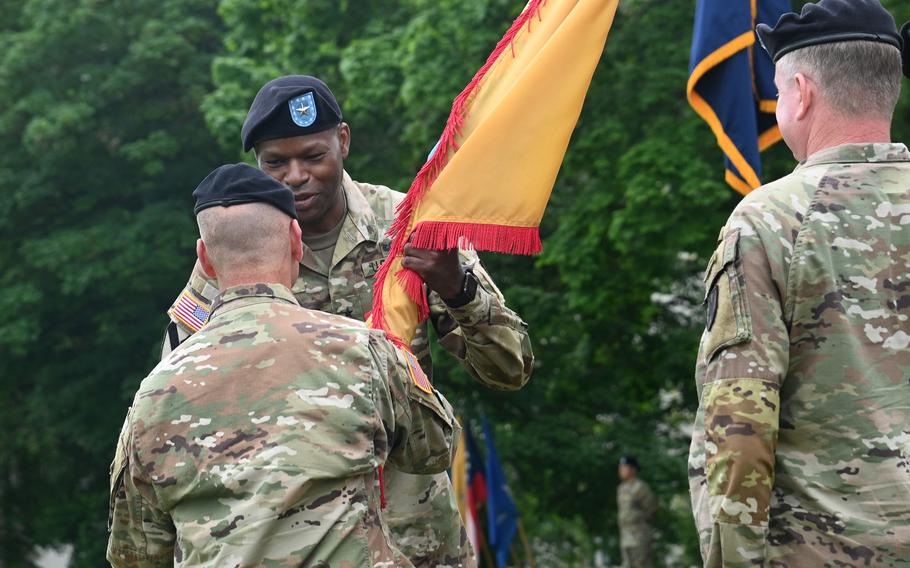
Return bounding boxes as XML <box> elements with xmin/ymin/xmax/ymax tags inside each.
<box><xmin>688</xmin><ymin>1</ymin><xmax>910</xmax><ymax>566</ymax></box>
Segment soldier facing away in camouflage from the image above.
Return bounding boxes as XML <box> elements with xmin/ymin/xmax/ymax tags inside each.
<box><xmin>688</xmin><ymin>1</ymin><xmax>910</xmax><ymax>566</ymax></box>
<box><xmin>107</xmin><ymin>163</ymin><xmax>459</xmax><ymax>567</ymax></box>
<box><xmin>162</xmin><ymin>75</ymin><xmax>534</xmax><ymax>567</ymax></box>
<box><xmin>616</xmin><ymin>456</ymin><xmax>657</xmax><ymax>568</ymax></box>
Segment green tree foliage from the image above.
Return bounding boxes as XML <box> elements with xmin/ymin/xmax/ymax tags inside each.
<box><xmin>1</xmin><ymin>0</ymin><xmax>909</xmax><ymax>565</ymax></box>
<box><xmin>0</xmin><ymin>1</ymin><xmax>229</xmax><ymax>565</ymax></box>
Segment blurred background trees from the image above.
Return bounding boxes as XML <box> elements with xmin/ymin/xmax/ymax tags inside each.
<box><xmin>1</xmin><ymin>0</ymin><xmax>907</xmax><ymax>565</ymax></box>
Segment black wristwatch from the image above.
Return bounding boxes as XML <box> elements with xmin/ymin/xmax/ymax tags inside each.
<box><xmin>442</xmin><ymin>268</ymin><xmax>479</xmax><ymax>308</ymax></box>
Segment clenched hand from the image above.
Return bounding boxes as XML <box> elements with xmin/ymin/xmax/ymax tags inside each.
<box><xmin>400</xmin><ymin>244</ymin><xmax>465</xmax><ymax>300</ymax></box>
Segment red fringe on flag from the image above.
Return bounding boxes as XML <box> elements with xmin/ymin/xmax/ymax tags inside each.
<box><xmin>409</xmin><ymin>222</ymin><xmax>542</xmax><ymax>256</ymax></box>
<box><xmin>371</xmin><ymin>0</ymin><xmax>548</xmax><ymax>341</ymax></box>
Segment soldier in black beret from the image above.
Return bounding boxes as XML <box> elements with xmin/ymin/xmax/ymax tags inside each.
<box><xmin>688</xmin><ymin>2</ymin><xmax>910</xmax><ymax>567</ymax></box>
<box><xmin>239</xmin><ymin>76</ymin><xmax>349</xmax><ymax>243</ymax></box>
<box><xmin>164</xmin><ymin>75</ymin><xmax>534</xmax><ymax>567</ymax></box>
<box><xmin>192</xmin><ymin>163</ymin><xmax>303</xmax><ymax>290</ymax></box>
<box><xmin>753</xmin><ymin>0</ymin><xmax>906</xmax><ymax>162</ymax></box>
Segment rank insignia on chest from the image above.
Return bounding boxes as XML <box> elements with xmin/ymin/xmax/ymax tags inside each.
<box><xmin>402</xmin><ymin>348</ymin><xmax>433</xmax><ymax>395</ymax></box>
<box><xmin>288</xmin><ymin>92</ymin><xmax>317</xmax><ymax>127</ymax></box>
<box><xmin>169</xmin><ymin>289</ymin><xmax>211</xmax><ymax>333</ymax></box>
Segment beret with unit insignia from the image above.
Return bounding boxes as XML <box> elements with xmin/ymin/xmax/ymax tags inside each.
<box><xmin>241</xmin><ymin>75</ymin><xmax>343</xmax><ymax>151</ymax></box>
<box><xmin>756</xmin><ymin>0</ymin><xmax>903</xmax><ymax>66</ymax></box>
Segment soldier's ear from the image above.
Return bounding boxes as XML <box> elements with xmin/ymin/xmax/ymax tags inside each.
<box><xmin>289</xmin><ymin>219</ymin><xmax>303</xmax><ymax>264</ymax></box>
<box><xmin>794</xmin><ymin>72</ymin><xmax>814</xmax><ymax>121</ymax></box>
<box><xmin>197</xmin><ymin>239</ymin><xmax>218</xmax><ymax>279</ymax></box>
<box><xmin>338</xmin><ymin>123</ymin><xmax>350</xmax><ymax>160</ymax></box>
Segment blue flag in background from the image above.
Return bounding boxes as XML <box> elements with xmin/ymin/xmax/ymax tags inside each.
<box><xmin>688</xmin><ymin>0</ymin><xmax>790</xmax><ymax>195</ymax></box>
<box><xmin>482</xmin><ymin>416</ymin><xmax>518</xmax><ymax>568</ymax></box>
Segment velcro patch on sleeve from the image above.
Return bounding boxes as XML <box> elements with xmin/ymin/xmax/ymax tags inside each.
<box><xmin>403</xmin><ymin>348</ymin><xmax>433</xmax><ymax>395</ymax></box>
<box><xmin>168</xmin><ymin>289</ymin><xmax>211</xmax><ymax>333</ymax></box>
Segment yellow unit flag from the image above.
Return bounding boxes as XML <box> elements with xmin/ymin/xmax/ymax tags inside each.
<box><xmin>371</xmin><ymin>0</ymin><xmax>619</xmax><ymax>345</ymax></box>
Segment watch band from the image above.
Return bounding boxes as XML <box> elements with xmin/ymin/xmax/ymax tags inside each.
<box><xmin>442</xmin><ymin>268</ymin><xmax>478</xmax><ymax>308</ymax></box>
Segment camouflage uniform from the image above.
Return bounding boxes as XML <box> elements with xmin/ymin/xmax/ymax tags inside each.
<box><xmin>688</xmin><ymin>143</ymin><xmax>910</xmax><ymax>567</ymax></box>
<box><xmin>617</xmin><ymin>478</ymin><xmax>657</xmax><ymax>568</ymax></box>
<box><xmin>108</xmin><ymin>283</ymin><xmax>459</xmax><ymax>567</ymax></box>
<box><xmin>163</xmin><ymin>172</ymin><xmax>533</xmax><ymax>567</ymax></box>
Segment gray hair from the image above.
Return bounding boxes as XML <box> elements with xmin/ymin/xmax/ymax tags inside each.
<box><xmin>777</xmin><ymin>40</ymin><xmax>902</xmax><ymax>120</ymax></box>
<box><xmin>196</xmin><ymin>203</ymin><xmax>291</xmax><ymax>278</ymax></box>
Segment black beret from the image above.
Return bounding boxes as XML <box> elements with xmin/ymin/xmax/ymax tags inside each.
<box><xmin>193</xmin><ymin>163</ymin><xmax>298</xmax><ymax>220</ymax></box>
<box><xmin>756</xmin><ymin>0</ymin><xmax>902</xmax><ymax>64</ymax></box>
<box><xmin>903</xmin><ymin>21</ymin><xmax>910</xmax><ymax>78</ymax></box>
<box><xmin>241</xmin><ymin>75</ymin><xmax>343</xmax><ymax>151</ymax></box>
<box><xmin>619</xmin><ymin>456</ymin><xmax>640</xmax><ymax>470</ymax></box>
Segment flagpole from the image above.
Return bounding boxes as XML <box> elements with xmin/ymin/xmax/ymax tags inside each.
<box><xmin>474</xmin><ymin>500</ymin><xmax>496</xmax><ymax>568</ymax></box>
<box><xmin>479</xmin><ymin>530</ymin><xmax>495</xmax><ymax>568</ymax></box>
<box><xmin>517</xmin><ymin>519</ymin><xmax>536</xmax><ymax>568</ymax></box>
<box><xmin>510</xmin><ymin>544</ymin><xmax>522</xmax><ymax>567</ymax></box>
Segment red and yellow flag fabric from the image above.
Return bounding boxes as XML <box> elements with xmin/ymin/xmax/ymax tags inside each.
<box><xmin>451</xmin><ymin>422</ymin><xmax>489</xmax><ymax>562</ymax></box>
<box><xmin>451</xmin><ymin>424</ymin><xmax>481</xmax><ymax>561</ymax></box>
<box><xmin>370</xmin><ymin>0</ymin><xmax>619</xmax><ymax>344</ymax></box>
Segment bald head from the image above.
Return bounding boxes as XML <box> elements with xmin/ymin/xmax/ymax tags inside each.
<box><xmin>196</xmin><ymin>203</ymin><xmax>303</xmax><ymax>290</ymax></box>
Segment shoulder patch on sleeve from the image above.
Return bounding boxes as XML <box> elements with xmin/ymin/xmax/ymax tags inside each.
<box><xmin>403</xmin><ymin>348</ymin><xmax>433</xmax><ymax>394</ymax></box>
<box><xmin>168</xmin><ymin>288</ymin><xmax>211</xmax><ymax>333</ymax></box>
<box><xmin>701</xmin><ymin>229</ymin><xmax>751</xmax><ymax>364</ymax></box>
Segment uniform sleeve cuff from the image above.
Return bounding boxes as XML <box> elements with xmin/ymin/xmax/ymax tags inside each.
<box><xmin>443</xmin><ymin>283</ymin><xmax>490</xmax><ymax>327</ymax></box>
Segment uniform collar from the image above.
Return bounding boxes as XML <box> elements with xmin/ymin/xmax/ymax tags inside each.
<box><xmin>210</xmin><ymin>283</ymin><xmax>299</xmax><ymax>317</ymax></box>
<box><xmin>341</xmin><ymin>170</ymin><xmax>381</xmax><ymax>243</ymax></box>
<box><xmin>300</xmin><ymin>170</ymin><xmax>381</xmax><ymax>274</ymax></box>
<box><xmin>798</xmin><ymin>142</ymin><xmax>910</xmax><ymax>169</ymax></box>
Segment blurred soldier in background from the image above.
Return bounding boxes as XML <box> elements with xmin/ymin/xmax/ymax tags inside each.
<box><xmin>108</xmin><ymin>164</ymin><xmax>459</xmax><ymax>567</ymax></box>
<box><xmin>688</xmin><ymin>1</ymin><xmax>910</xmax><ymax>566</ymax></box>
<box><xmin>617</xmin><ymin>456</ymin><xmax>658</xmax><ymax>568</ymax></box>
<box><xmin>161</xmin><ymin>75</ymin><xmax>533</xmax><ymax>567</ymax></box>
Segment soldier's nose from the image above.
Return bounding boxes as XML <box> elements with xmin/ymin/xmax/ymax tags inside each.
<box><xmin>285</xmin><ymin>161</ymin><xmax>310</xmax><ymax>188</ymax></box>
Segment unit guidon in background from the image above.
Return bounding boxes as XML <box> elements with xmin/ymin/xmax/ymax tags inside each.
<box><xmin>688</xmin><ymin>0</ymin><xmax>790</xmax><ymax>195</ymax></box>
<box><xmin>482</xmin><ymin>416</ymin><xmax>519</xmax><ymax>568</ymax></box>
<box><xmin>369</xmin><ymin>0</ymin><xmax>619</xmax><ymax>345</ymax></box>
<box><xmin>451</xmin><ymin>424</ymin><xmax>487</xmax><ymax>563</ymax></box>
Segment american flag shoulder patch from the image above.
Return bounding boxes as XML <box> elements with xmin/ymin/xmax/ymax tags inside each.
<box><xmin>402</xmin><ymin>349</ymin><xmax>433</xmax><ymax>395</ymax></box>
<box><xmin>168</xmin><ymin>289</ymin><xmax>212</xmax><ymax>333</ymax></box>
